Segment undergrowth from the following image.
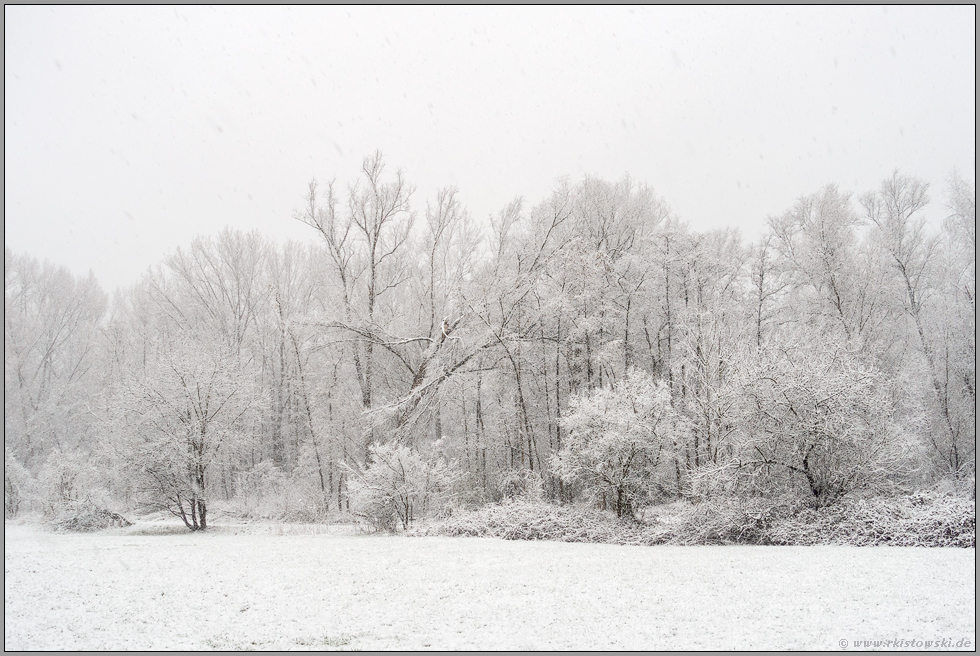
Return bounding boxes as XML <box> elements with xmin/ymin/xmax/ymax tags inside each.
<box><xmin>51</xmin><ymin>502</ymin><xmax>133</xmax><ymax>532</ymax></box>
<box><xmin>413</xmin><ymin>491</ymin><xmax>975</xmax><ymax>548</ymax></box>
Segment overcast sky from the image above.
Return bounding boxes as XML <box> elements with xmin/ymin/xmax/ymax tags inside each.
<box><xmin>5</xmin><ymin>6</ymin><xmax>975</xmax><ymax>293</ymax></box>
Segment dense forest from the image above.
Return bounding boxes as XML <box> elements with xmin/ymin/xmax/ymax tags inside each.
<box><xmin>4</xmin><ymin>153</ymin><xmax>975</xmax><ymax>531</ymax></box>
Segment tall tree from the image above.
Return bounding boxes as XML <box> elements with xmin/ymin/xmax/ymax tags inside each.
<box><xmin>862</xmin><ymin>172</ymin><xmax>973</xmax><ymax>475</ymax></box>
<box><xmin>300</xmin><ymin>153</ymin><xmax>416</xmax><ymax>461</ymax></box>
<box><xmin>770</xmin><ymin>185</ymin><xmax>885</xmax><ymax>341</ymax></box>
<box><xmin>4</xmin><ymin>250</ymin><xmax>107</xmax><ymax>469</ymax></box>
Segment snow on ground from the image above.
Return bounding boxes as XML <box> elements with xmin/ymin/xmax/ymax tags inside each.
<box><xmin>4</xmin><ymin>521</ymin><xmax>976</xmax><ymax>651</ymax></box>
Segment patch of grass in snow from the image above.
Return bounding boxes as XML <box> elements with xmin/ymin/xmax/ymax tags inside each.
<box><xmin>124</xmin><ymin>523</ymin><xmax>195</xmax><ymax>536</ymax></box>
<box><xmin>321</xmin><ymin>634</ymin><xmax>358</xmax><ymax>648</ymax></box>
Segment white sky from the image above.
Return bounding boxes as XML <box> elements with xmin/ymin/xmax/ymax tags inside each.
<box><xmin>5</xmin><ymin>6</ymin><xmax>976</xmax><ymax>293</ymax></box>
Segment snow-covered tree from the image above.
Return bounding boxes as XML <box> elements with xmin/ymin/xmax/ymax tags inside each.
<box><xmin>10</xmin><ymin>159</ymin><xmax>972</xmax><ymax>527</ymax></box>
<box><xmin>553</xmin><ymin>369</ymin><xmax>677</xmax><ymax>518</ymax></box>
<box><xmin>734</xmin><ymin>333</ymin><xmax>912</xmax><ymax>507</ymax></box>
<box><xmin>861</xmin><ymin>171</ymin><xmax>976</xmax><ymax>478</ymax></box>
<box><xmin>4</xmin><ymin>249</ymin><xmax>107</xmax><ymax>471</ymax></box>
<box><xmin>770</xmin><ymin>185</ymin><xmax>887</xmax><ymax>341</ymax></box>
<box><xmin>103</xmin><ymin>336</ymin><xmax>265</xmax><ymax>530</ymax></box>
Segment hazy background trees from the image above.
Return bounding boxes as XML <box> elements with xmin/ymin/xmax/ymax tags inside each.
<box><xmin>4</xmin><ymin>250</ymin><xmax>108</xmax><ymax>514</ymax></box>
<box><xmin>4</xmin><ymin>250</ymin><xmax>107</xmax><ymax>465</ymax></box>
<box><xmin>4</xmin><ymin>156</ymin><xmax>975</xmax><ymax>527</ymax></box>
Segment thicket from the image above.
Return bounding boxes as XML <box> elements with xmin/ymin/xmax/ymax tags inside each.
<box><xmin>415</xmin><ymin>489</ymin><xmax>975</xmax><ymax>548</ymax></box>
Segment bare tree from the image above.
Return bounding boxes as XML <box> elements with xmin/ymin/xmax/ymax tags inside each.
<box><xmin>747</xmin><ymin>232</ymin><xmax>792</xmax><ymax>348</ymax></box>
<box><xmin>771</xmin><ymin>185</ymin><xmax>885</xmax><ymax>340</ymax></box>
<box><xmin>161</xmin><ymin>229</ymin><xmax>269</xmax><ymax>355</ymax></box>
<box><xmin>104</xmin><ymin>336</ymin><xmax>264</xmax><ymax>530</ymax></box>
<box><xmin>863</xmin><ymin>172</ymin><xmax>973</xmax><ymax>476</ymax></box>
<box><xmin>4</xmin><ymin>249</ymin><xmax>107</xmax><ymax>475</ymax></box>
<box><xmin>299</xmin><ymin>153</ymin><xmax>415</xmax><ymax>461</ymax></box>
<box><xmin>943</xmin><ymin>172</ymin><xmax>976</xmax><ymax>462</ymax></box>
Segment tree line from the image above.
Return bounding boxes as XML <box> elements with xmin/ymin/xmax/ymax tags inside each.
<box><xmin>4</xmin><ymin>152</ymin><xmax>975</xmax><ymax>527</ymax></box>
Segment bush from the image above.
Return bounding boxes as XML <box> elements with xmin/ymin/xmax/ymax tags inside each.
<box><xmin>768</xmin><ymin>492</ymin><xmax>975</xmax><ymax>548</ymax></box>
<box><xmin>4</xmin><ymin>447</ymin><xmax>35</xmax><ymax>518</ymax></box>
<box><xmin>414</xmin><ymin>498</ymin><xmax>656</xmax><ymax>544</ymax></box>
<box><xmin>493</xmin><ymin>469</ymin><xmax>544</xmax><ymax>502</ymax></box>
<box><xmin>656</xmin><ymin>495</ymin><xmax>806</xmax><ymax>545</ymax></box>
<box><xmin>51</xmin><ymin>502</ymin><xmax>132</xmax><ymax>532</ymax></box>
<box><xmin>416</xmin><ymin>492</ymin><xmax>975</xmax><ymax>548</ymax></box>
<box><xmin>346</xmin><ymin>443</ymin><xmax>459</xmax><ymax>531</ymax></box>
<box><xmin>37</xmin><ymin>450</ymin><xmax>98</xmax><ymax>517</ymax></box>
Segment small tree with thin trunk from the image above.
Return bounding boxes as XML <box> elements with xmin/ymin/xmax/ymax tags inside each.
<box><xmin>104</xmin><ymin>337</ymin><xmax>262</xmax><ymax>530</ymax></box>
<box><xmin>553</xmin><ymin>368</ymin><xmax>677</xmax><ymax>518</ymax></box>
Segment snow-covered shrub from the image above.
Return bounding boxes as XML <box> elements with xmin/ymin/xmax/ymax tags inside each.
<box><xmin>36</xmin><ymin>449</ymin><xmax>98</xmax><ymax>517</ymax></box>
<box><xmin>931</xmin><ymin>474</ymin><xmax>976</xmax><ymax>501</ymax></box>
<box><xmin>494</xmin><ymin>468</ymin><xmax>544</xmax><ymax>502</ymax></box>
<box><xmin>654</xmin><ymin>491</ymin><xmax>975</xmax><ymax>547</ymax></box>
<box><xmin>276</xmin><ymin>478</ymin><xmax>334</xmax><ymax>523</ymax></box>
<box><xmin>415</xmin><ymin>498</ymin><xmax>651</xmax><ymax>544</ymax></box>
<box><xmin>734</xmin><ymin>336</ymin><xmax>911</xmax><ymax>508</ymax></box>
<box><xmin>687</xmin><ymin>461</ymin><xmax>742</xmax><ymax>500</ymax></box>
<box><xmin>232</xmin><ymin>461</ymin><xmax>287</xmax><ymax>518</ymax></box>
<box><xmin>768</xmin><ymin>492</ymin><xmax>975</xmax><ymax>547</ymax></box>
<box><xmin>417</xmin><ymin>492</ymin><xmax>974</xmax><ymax>548</ymax></box>
<box><xmin>553</xmin><ymin>369</ymin><xmax>678</xmax><ymax>518</ymax></box>
<box><xmin>228</xmin><ymin>462</ymin><xmax>334</xmax><ymax>522</ymax></box>
<box><xmin>657</xmin><ymin>495</ymin><xmax>805</xmax><ymax>545</ymax></box>
<box><xmin>51</xmin><ymin>502</ymin><xmax>132</xmax><ymax>532</ymax></box>
<box><xmin>346</xmin><ymin>443</ymin><xmax>459</xmax><ymax>531</ymax></box>
<box><xmin>444</xmin><ymin>471</ymin><xmax>493</xmax><ymax>512</ymax></box>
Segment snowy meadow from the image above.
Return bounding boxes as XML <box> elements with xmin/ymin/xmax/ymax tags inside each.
<box><xmin>4</xmin><ymin>522</ymin><xmax>976</xmax><ymax>651</ymax></box>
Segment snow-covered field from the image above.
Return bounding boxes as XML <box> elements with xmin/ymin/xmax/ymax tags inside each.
<box><xmin>4</xmin><ymin>521</ymin><xmax>976</xmax><ymax>651</ymax></box>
